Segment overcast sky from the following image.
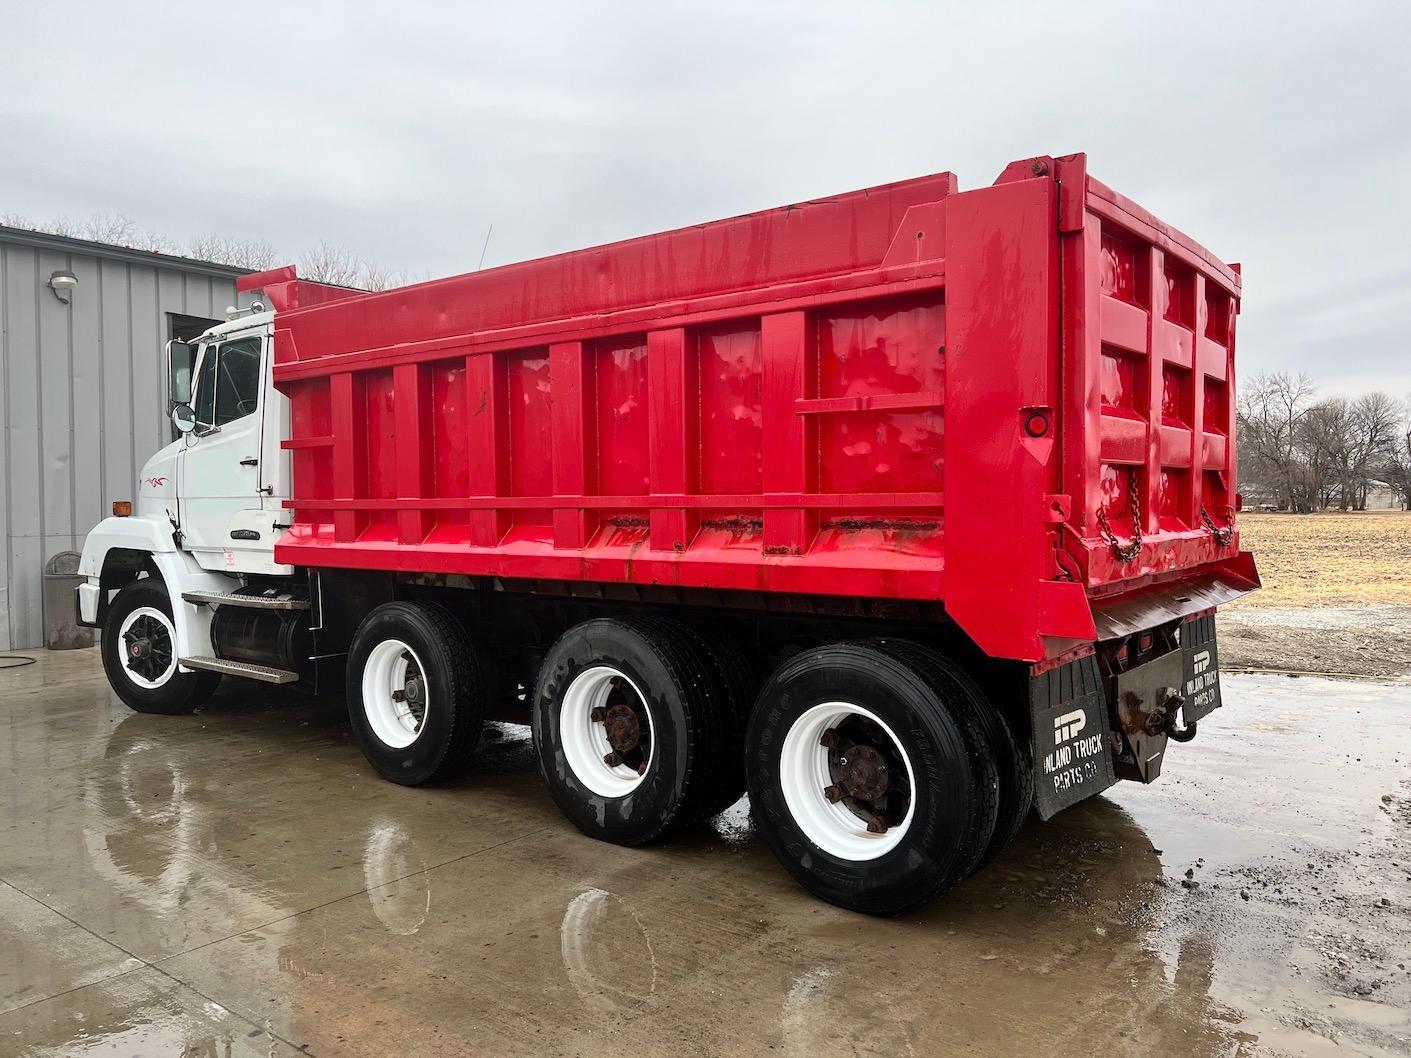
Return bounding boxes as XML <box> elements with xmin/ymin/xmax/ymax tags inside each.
<box><xmin>2</xmin><ymin>1</ymin><xmax>1407</xmax><ymax>396</ymax></box>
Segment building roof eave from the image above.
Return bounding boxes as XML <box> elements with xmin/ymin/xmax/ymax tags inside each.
<box><xmin>0</xmin><ymin>225</ymin><xmax>253</xmax><ymax>279</ymax></box>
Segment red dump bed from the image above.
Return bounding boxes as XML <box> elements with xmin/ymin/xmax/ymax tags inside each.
<box><xmin>262</xmin><ymin>153</ymin><xmax>1257</xmax><ymax>663</ymax></box>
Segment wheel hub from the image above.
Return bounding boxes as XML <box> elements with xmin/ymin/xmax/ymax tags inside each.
<box><xmin>601</xmin><ymin>702</ymin><xmax>642</xmax><ymax>754</ymax></box>
<box><xmin>121</xmin><ymin>612</ymin><xmax>173</xmax><ymax>685</ymax></box>
<box><xmin>820</xmin><ymin>718</ymin><xmax>912</xmax><ymax>835</ymax></box>
<box><xmin>838</xmin><ymin>743</ymin><xmax>889</xmax><ymax>801</ymax></box>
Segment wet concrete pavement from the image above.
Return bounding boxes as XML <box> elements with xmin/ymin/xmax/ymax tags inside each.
<box><xmin>2</xmin><ymin>649</ymin><xmax>1409</xmax><ymax>1057</ymax></box>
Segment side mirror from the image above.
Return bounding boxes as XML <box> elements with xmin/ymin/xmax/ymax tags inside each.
<box><xmin>172</xmin><ymin>403</ymin><xmax>197</xmax><ymax>434</ymax></box>
<box><xmin>165</xmin><ymin>340</ymin><xmax>194</xmax><ymax>406</ymax></box>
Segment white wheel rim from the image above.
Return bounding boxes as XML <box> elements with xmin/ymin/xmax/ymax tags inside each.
<box><xmin>559</xmin><ymin>665</ymin><xmax>654</xmax><ymax>798</ymax></box>
<box><xmin>117</xmin><ymin>606</ymin><xmax>177</xmax><ymax>689</ymax></box>
<box><xmin>362</xmin><ymin>639</ymin><xmax>430</xmax><ymax>749</ymax></box>
<box><xmin>779</xmin><ymin>702</ymin><xmax>916</xmax><ymax>861</ymax></box>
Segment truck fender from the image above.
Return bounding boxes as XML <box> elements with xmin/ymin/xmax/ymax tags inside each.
<box><xmin>78</xmin><ymin>515</ymin><xmax>178</xmax><ymax>625</ymax></box>
<box><xmin>79</xmin><ymin>515</ymin><xmax>236</xmax><ymax>666</ymax></box>
<box><xmin>79</xmin><ymin>515</ymin><xmax>178</xmax><ymax>579</ymax></box>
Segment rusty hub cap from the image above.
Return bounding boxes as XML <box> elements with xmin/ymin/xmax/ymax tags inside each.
<box><xmin>838</xmin><ymin>744</ymin><xmax>889</xmax><ymax>801</ymax></box>
<box><xmin>821</xmin><ymin>715</ymin><xmax>912</xmax><ymax>836</ymax></box>
<box><xmin>602</xmin><ymin>703</ymin><xmax>642</xmax><ymax>754</ymax></box>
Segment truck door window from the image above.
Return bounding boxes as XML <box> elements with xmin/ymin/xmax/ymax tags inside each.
<box><xmin>189</xmin><ymin>336</ymin><xmax>262</xmax><ymax>431</ymax></box>
<box><xmin>213</xmin><ymin>337</ymin><xmax>262</xmax><ymax>426</ymax></box>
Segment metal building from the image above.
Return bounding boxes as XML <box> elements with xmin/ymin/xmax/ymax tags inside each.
<box><xmin>0</xmin><ymin>226</ymin><xmax>252</xmax><ymax>650</ymax></box>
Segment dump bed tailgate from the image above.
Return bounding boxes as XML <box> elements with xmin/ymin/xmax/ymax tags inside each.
<box><xmin>939</xmin><ymin>155</ymin><xmax>1256</xmax><ymax>664</ymax></box>
<box><xmin>1065</xmin><ymin>164</ymin><xmax>1243</xmax><ymax>591</ymax></box>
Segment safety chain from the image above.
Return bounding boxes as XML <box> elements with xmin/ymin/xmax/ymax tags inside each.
<box><xmin>1200</xmin><ymin>505</ymin><xmax>1234</xmax><ymax>547</ymax></box>
<box><xmin>1096</xmin><ymin>470</ymin><xmax>1143</xmax><ymax>564</ymax></box>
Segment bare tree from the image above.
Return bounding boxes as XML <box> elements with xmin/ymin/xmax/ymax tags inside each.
<box><xmin>186</xmin><ymin>234</ymin><xmax>281</xmax><ymax>271</ymax></box>
<box><xmin>1238</xmin><ymin>375</ymin><xmax>1407</xmax><ymax>512</ymax></box>
<box><xmin>1380</xmin><ymin>398</ymin><xmax>1411</xmax><ymax>511</ymax></box>
<box><xmin>1298</xmin><ymin>398</ymin><xmax>1347</xmax><ymax>510</ymax></box>
<box><xmin>76</xmin><ymin>213</ymin><xmax>138</xmax><ymax>244</ymax></box>
<box><xmin>299</xmin><ymin>242</ymin><xmax>400</xmax><ymax>291</ymax></box>
<box><xmin>1343</xmin><ymin>392</ymin><xmax>1402</xmax><ymax>509</ymax></box>
<box><xmin>1237</xmin><ymin>372</ymin><xmax>1319</xmax><ymax>511</ymax></box>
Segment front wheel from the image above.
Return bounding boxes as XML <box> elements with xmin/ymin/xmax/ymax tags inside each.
<box><xmin>745</xmin><ymin>641</ymin><xmax>998</xmax><ymax>916</ymax></box>
<box><xmin>101</xmin><ymin>578</ymin><xmax>220</xmax><ymax>715</ymax></box>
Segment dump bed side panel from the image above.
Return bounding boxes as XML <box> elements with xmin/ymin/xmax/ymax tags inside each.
<box><xmin>271</xmin><ymin>172</ymin><xmax>960</xmax><ymax>602</ymax></box>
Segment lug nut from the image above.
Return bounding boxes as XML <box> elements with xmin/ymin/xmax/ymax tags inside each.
<box><xmin>819</xmin><ymin>728</ymin><xmax>840</xmax><ymax>748</ymax></box>
<box><xmin>823</xmin><ymin>785</ymin><xmax>843</xmax><ymax>803</ymax></box>
<box><xmin>590</xmin><ymin>706</ymin><xmax>607</xmax><ymax>723</ymax></box>
<box><xmin>603</xmin><ymin>751</ymin><xmax>623</xmax><ymax>767</ymax></box>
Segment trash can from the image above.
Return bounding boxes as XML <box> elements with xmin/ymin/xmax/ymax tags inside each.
<box><xmin>44</xmin><ymin>550</ymin><xmax>94</xmax><ymax>650</ymax></box>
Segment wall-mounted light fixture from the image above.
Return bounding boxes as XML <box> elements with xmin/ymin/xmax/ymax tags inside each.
<box><xmin>48</xmin><ymin>269</ymin><xmax>78</xmax><ymax>305</ymax></box>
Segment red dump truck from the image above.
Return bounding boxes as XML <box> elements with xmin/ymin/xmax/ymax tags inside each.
<box><xmin>77</xmin><ymin>153</ymin><xmax>1258</xmax><ymax>914</ymax></box>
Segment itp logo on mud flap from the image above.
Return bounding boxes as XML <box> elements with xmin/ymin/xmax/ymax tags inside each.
<box><xmin>1192</xmin><ymin>649</ymin><xmax>1211</xmax><ymax>675</ymax></box>
<box><xmin>1053</xmin><ymin>709</ymin><xmax>1086</xmax><ymax>745</ymax></box>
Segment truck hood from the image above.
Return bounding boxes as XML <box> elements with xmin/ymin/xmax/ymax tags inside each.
<box><xmin>135</xmin><ymin>440</ymin><xmax>181</xmax><ymax>520</ymax></box>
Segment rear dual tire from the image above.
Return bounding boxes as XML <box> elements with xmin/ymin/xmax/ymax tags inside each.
<box><xmin>746</xmin><ymin>639</ymin><xmax>1024</xmax><ymax>916</ymax></box>
<box><xmin>346</xmin><ymin>600</ymin><xmax>484</xmax><ymax>786</ymax></box>
<box><xmin>532</xmin><ymin>616</ymin><xmax>748</xmax><ymax>846</ymax></box>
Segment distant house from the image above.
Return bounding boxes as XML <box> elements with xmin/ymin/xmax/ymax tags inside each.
<box><xmin>1365</xmin><ymin>483</ymin><xmax>1405</xmax><ymax>511</ymax></box>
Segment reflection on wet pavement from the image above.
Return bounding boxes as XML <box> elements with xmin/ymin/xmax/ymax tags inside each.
<box><xmin>2</xmin><ymin>649</ymin><xmax>1409</xmax><ymax>1056</ymax></box>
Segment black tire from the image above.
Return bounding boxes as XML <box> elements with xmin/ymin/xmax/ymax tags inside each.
<box><xmin>346</xmin><ymin>600</ymin><xmax>484</xmax><ymax>786</ymax></box>
<box><xmin>101</xmin><ymin>578</ymin><xmax>221</xmax><ymax>715</ymax></box>
<box><xmin>745</xmin><ymin>641</ymin><xmax>999</xmax><ymax>916</ymax></box>
<box><xmin>866</xmin><ymin>639</ymin><xmax>1032</xmax><ymax>870</ymax></box>
<box><xmin>531</xmin><ymin>616</ymin><xmax>730</xmax><ymax>846</ymax></box>
<box><xmin>677</xmin><ymin>623</ymin><xmax>759</xmax><ymax>819</ymax></box>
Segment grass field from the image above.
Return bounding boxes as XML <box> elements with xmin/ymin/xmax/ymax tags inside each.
<box><xmin>1229</xmin><ymin>509</ymin><xmax>1411</xmax><ymax>608</ymax></box>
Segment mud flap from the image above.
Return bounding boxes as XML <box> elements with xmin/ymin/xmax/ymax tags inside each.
<box><xmin>1029</xmin><ymin>655</ymin><xmax>1118</xmax><ymax>820</ymax></box>
<box><xmin>1181</xmin><ymin>613</ymin><xmax>1223</xmax><ymax>722</ymax></box>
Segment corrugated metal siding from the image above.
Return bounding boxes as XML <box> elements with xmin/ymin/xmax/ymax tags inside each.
<box><xmin>0</xmin><ymin>235</ymin><xmax>247</xmax><ymax>649</ymax></box>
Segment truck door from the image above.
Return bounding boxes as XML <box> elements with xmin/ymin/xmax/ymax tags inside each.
<box><xmin>177</xmin><ymin>334</ymin><xmax>267</xmax><ymax>570</ymax></box>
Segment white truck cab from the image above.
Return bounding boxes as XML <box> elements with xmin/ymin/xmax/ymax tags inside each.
<box><xmin>76</xmin><ymin>302</ymin><xmax>304</xmax><ymax>711</ymax></box>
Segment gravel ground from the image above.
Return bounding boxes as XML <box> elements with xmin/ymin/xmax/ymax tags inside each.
<box><xmin>1220</xmin><ymin>605</ymin><xmax>1411</xmax><ymax>679</ymax></box>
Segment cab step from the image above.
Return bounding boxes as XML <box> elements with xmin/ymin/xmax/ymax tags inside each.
<box><xmin>179</xmin><ymin>655</ymin><xmax>300</xmax><ymax>684</ymax></box>
<box><xmin>181</xmin><ymin>590</ymin><xmax>309</xmax><ymax>611</ymax></box>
